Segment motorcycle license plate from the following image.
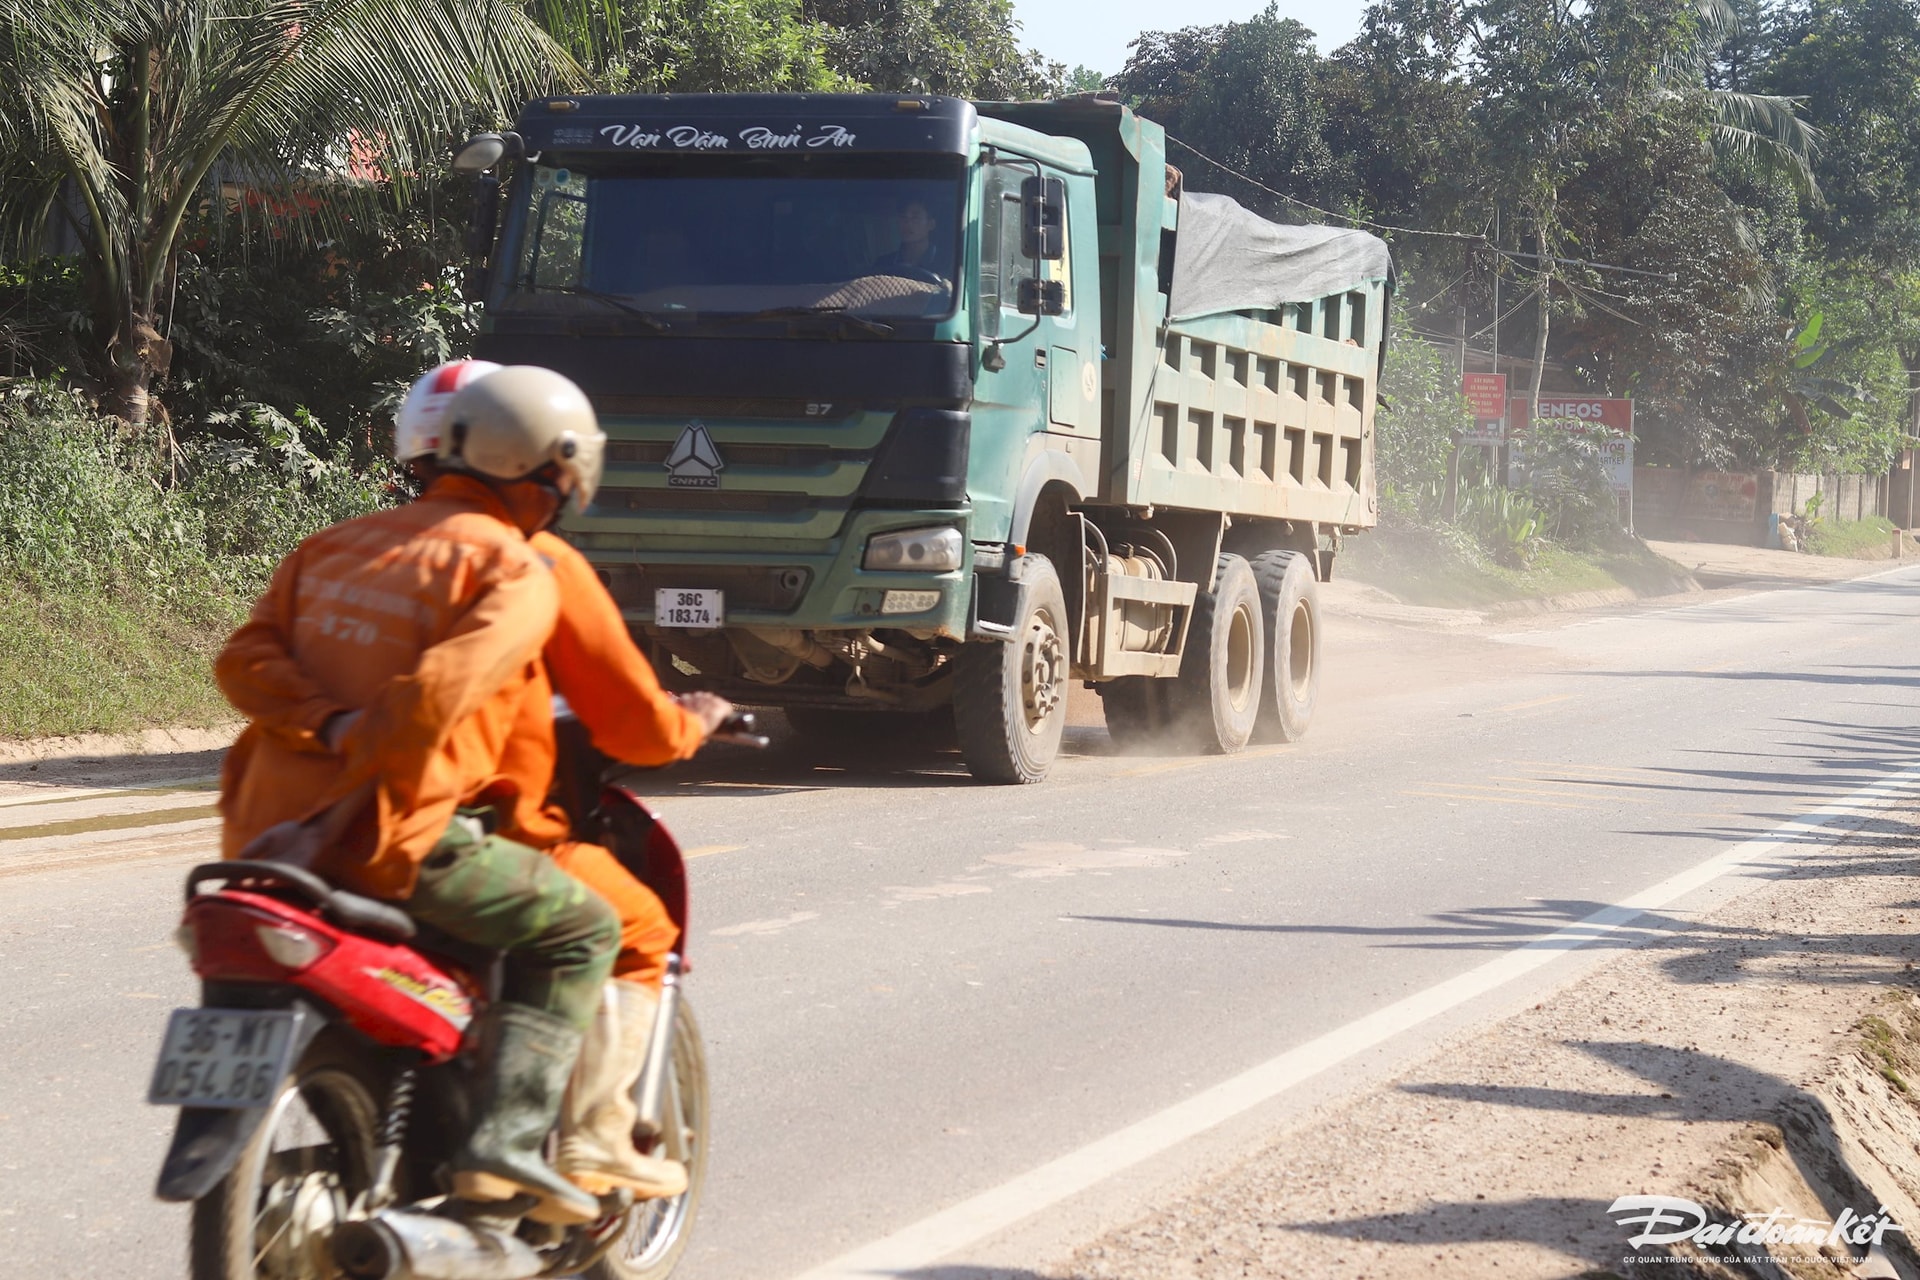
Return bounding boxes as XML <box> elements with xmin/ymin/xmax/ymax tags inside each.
<box><xmin>655</xmin><ymin>589</ymin><xmax>723</xmax><ymax>629</ymax></box>
<box><xmin>147</xmin><ymin>1008</ymin><xmax>297</xmax><ymax>1108</ymax></box>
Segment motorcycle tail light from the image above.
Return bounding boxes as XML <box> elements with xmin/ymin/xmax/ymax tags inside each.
<box><xmin>254</xmin><ymin>923</ymin><xmax>330</xmax><ymax>971</ymax></box>
<box><xmin>172</xmin><ymin>922</ymin><xmax>198</xmax><ymax>963</ymax></box>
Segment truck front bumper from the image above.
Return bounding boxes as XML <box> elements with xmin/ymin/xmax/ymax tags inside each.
<box><xmin>585</xmin><ymin>508</ymin><xmax>973</xmax><ymax>638</ymax></box>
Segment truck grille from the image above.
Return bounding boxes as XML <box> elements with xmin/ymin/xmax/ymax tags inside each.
<box><xmin>594</xmin><ymin>488</ymin><xmax>817</xmax><ymax>515</ymax></box>
<box><xmin>607</xmin><ymin>441</ymin><xmax>870</xmax><ymax>469</ymax></box>
<box><xmin>597</xmin><ymin>563</ymin><xmax>813</xmax><ymax>614</ymax></box>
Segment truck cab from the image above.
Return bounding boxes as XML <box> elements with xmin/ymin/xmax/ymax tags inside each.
<box><xmin>462</xmin><ymin>93</ymin><xmax>1389</xmax><ymax>784</ymax></box>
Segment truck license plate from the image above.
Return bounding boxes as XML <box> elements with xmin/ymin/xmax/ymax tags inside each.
<box><xmin>148</xmin><ymin>1008</ymin><xmax>297</xmax><ymax>1108</ymax></box>
<box><xmin>655</xmin><ymin>589</ymin><xmax>724</xmax><ymax>629</ymax></box>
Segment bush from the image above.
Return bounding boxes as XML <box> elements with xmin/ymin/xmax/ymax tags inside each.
<box><xmin>0</xmin><ymin>377</ymin><xmax>397</xmax><ymax>736</ymax></box>
<box><xmin>0</xmin><ymin>378</ymin><xmax>394</xmax><ymax>607</ymax></box>
<box><xmin>1505</xmin><ymin>419</ymin><xmax>1624</xmax><ymax>550</ymax></box>
<box><xmin>1375</xmin><ymin>336</ymin><xmax>1472</xmax><ymax>511</ymax></box>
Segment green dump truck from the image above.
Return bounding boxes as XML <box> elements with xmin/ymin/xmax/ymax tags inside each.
<box><xmin>456</xmin><ymin>93</ymin><xmax>1391</xmax><ymax>784</ymax></box>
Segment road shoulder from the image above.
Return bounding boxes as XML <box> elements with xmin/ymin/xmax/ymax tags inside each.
<box><xmin>1044</xmin><ymin>805</ymin><xmax>1920</xmax><ymax>1280</ymax></box>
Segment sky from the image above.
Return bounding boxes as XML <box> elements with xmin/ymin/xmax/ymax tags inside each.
<box><xmin>1013</xmin><ymin>0</ymin><xmax>1368</xmax><ymax>77</ymax></box>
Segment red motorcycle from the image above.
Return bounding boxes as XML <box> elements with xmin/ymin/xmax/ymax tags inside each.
<box><xmin>151</xmin><ymin>712</ymin><xmax>762</xmax><ymax>1280</ymax></box>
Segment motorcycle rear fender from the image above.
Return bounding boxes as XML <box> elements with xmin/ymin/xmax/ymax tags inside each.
<box><xmin>154</xmin><ymin>999</ymin><xmax>323</xmax><ymax>1203</ymax></box>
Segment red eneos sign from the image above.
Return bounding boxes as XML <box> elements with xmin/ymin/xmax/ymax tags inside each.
<box><xmin>1462</xmin><ymin>373</ymin><xmax>1507</xmax><ymax>420</ymax></box>
<box><xmin>1507</xmin><ymin>396</ymin><xmax>1633</xmax><ymax>434</ymax></box>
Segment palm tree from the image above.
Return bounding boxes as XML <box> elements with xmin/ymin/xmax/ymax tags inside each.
<box><xmin>1471</xmin><ymin>0</ymin><xmax>1818</xmax><ymax>421</ymax></box>
<box><xmin>0</xmin><ymin>0</ymin><xmax>574</xmax><ymax>428</ymax></box>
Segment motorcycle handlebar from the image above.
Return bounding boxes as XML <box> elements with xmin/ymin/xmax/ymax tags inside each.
<box><xmin>708</xmin><ymin>710</ymin><xmax>769</xmax><ymax>750</ymax></box>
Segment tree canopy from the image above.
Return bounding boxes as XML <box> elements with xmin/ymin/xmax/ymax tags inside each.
<box><xmin>1117</xmin><ymin>0</ymin><xmax>1917</xmax><ymax>472</ymax></box>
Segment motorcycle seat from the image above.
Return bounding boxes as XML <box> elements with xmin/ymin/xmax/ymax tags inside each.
<box><xmin>186</xmin><ymin>862</ymin><xmax>418</xmax><ymax>944</ymax></box>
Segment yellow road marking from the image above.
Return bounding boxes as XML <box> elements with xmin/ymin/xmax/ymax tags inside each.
<box><xmin>1431</xmin><ymin>781</ymin><xmax>1606</xmax><ymax>800</ymax></box>
<box><xmin>1401</xmin><ymin>789</ymin><xmax>1603</xmax><ymax>811</ymax></box>
<box><xmin>1508</xmin><ymin>760</ymin><xmax>1670</xmax><ymax>777</ymax></box>
<box><xmin>1489</xmin><ymin>694</ymin><xmax>1577</xmax><ymax>713</ymax></box>
<box><xmin>682</xmin><ymin>844</ymin><xmax>743</xmax><ymax>859</ymax></box>
<box><xmin>1488</xmin><ymin>774</ymin><xmax>1655</xmax><ymax>793</ymax></box>
<box><xmin>0</xmin><ymin>805</ymin><xmax>220</xmax><ymax>843</ymax></box>
<box><xmin>1116</xmin><ymin>743</ymin><xmax>1293</xmax><ymax>778</ymax></box>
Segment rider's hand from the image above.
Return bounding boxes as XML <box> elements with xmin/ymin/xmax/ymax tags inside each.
<box><xmin>677</xmin><ymin>691</ymin><xmax>735</xmax><ymax>736</ymax></box>
<box><xmin>320</xmin><ymin>709</ymin><xmax>362</xmax><ymax>754</ymax></box>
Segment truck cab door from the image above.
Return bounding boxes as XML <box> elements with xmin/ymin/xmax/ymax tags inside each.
<box><xmin>976</xmin><ymin>163</ymin><xmax>1098</xmax><ymax>439</ymax></box>
<box><xmin>976</xmin><ymin>163</ymin><xmax>1046</xmax><ymax>424</ymax></box>
<box><xmin>1040</xmin><ymin>179</ymin><xmax>1099</xmax><ymax>441</ymax></box>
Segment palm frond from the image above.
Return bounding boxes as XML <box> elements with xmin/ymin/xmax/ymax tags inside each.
<box><xmin>1707</xmin><ymin>88</ymin><xmax>1821</xmax><ymax>201</ymax></box>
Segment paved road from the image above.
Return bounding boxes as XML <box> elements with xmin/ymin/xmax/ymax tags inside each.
<box><xmin>3</xmin><ymin>566</ymin><xmax>1917</xmax><ymax>1278</ymax></box>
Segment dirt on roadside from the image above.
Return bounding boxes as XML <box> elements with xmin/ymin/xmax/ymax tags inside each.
<box><xmin>1041</xmin><ymin>808</ymin><xmax>1920</xmax><ymax>1280</ymax></box>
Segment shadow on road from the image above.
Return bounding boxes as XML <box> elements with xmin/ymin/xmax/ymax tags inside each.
<box><xmin>0</xmin><ymin>745</ymin><xmax>227</xmax><ymax>789</ymax></box>
<box><xmin>612</xmin><ymin>716</ymin><xmax>1193</xmax><ymax>796</ymax></box>
<box><xmin>1067</xmin><ymin>712</ymin><xmax>1920</xmax><ymax>996</ymax></box>
<box><xmin>1269</xmin><ymin>1035</ymin><xmax>1920</xmax><ymax>1277</ymax></box>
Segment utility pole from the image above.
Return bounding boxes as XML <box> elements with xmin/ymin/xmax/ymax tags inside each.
<box><xmin>1492</xmin><ymin>204</ymin><xmax>1504</xmax><ymax>487</ymax></box>
<box><xmin>1445</xmin><ymin>303</ymin><xmax>1466</xmax><ymax>520</ymax></box>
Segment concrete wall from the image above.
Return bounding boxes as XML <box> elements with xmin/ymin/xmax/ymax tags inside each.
<box><xmin>1634</xmin><ymin>467</ymin><xmax>1892</xmax><ymax>544</ymax></box>
<box><xmin>1763</xmin><ymin>472</ymin><xmax>1889</xmax><ymax>523</ymax></box>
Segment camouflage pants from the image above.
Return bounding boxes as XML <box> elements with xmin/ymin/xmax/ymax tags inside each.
<box><xmin>404</xmin><ymin>812</ymin><xmax>618</xmax><ymax>1029</ymax></box>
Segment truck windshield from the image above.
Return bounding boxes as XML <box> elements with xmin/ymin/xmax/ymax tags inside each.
<box><xmin>497</xmin><ymin>157</ymin><xmax>963</xmax><ymax>322</ymax></box>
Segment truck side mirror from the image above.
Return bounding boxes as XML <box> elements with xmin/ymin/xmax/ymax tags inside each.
<box><xmin>453</xmin><ymin>130</ymin><xmax>524</xmax><ymax>174</ymax></box>
<box><xmin>462</xmin><ymin>173</ymin><xmax>501</xmax><ymax>301</ymax></box>
<box><xmin>1021</xmin><ymin>176</ymin><xmax>1066</xmax><ymax>261</ymax></box>
<box><xmin>451</xmin><ymin>131</ymin><xmax>523</xmax><ymax>302</ymax></box>
<box><xmin>1017</xmin><ymin>277</ymin><xmax>1066</xmax><ymax>317</ymax></box>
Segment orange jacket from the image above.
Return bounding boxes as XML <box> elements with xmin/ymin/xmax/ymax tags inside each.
<box><xmin>215</xmin><ymin>475</ymin><xmax>559</xmax><ymax>899</ymax></box>
<box><xmin>492</xmin><ymin>533</ymin><xmax>706</xmax><ymax>849</ymax></box>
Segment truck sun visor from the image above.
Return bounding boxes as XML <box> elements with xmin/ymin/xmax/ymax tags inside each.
<box><xmin>1168</xmin><ymin>192</ymin><xmax>1394</xmax><ymax>323</ymax></box>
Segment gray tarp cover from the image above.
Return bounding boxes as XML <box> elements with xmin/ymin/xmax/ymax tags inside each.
<box><xmin>1169</xmin><ymin>192</ymin><xmax>1394</xmax><ymax>322</ymax></box>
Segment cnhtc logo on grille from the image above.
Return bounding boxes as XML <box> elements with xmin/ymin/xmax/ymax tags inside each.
<box><xmin>664</xmin><ymin>421</ymin><xmax>724</xmax><ymax>489</ymax></box>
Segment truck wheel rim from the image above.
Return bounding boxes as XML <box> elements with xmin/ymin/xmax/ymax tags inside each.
<box><xmin>1021</xmin><ymin>612</ymin><xmax>1065</xmax><ymax>733</ymax></box>
<box><xmin>1226</xmin><ymin>599</ymin><xmax>1257</xmax><ymax>712</ymax></box>
<box><xmin>1287</xmin><ymin>601</ymin><xmax>1314</xmax><ymax>699</ymax></box>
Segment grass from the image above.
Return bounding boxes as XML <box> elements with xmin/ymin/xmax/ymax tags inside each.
<box><xmin>1802</xmin><ymin>515</ymin><xmax>1899</xmax><ymax>559</ymax></box>
<box><xmin>1344</xmin><ymin>526</ymin><xmax>1694</xmax><ymax>609</ymax></box>
<box><xmin>0</xmin><ymin>583</ymin><xmax>240</xmax><ymax>739</ymax></box>
<box><xmin>1862</xmin><ymin>1013</ymin><xmax>1913</xmax><ymax>1095</ymax></box>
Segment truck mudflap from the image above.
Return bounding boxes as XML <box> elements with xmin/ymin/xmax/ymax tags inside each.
<box><xmin>154</xmin><ymin>1001</ymin><xmax>323</xmax><ymax>1203</ymax></box>
<box><xmin>968</xmin><ymin>550</ymin><xmax>1048</xmax><ymax>642</ymax></box>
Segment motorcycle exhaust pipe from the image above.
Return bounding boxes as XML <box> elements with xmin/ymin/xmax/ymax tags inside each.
<box><xmin>332</xmin><ymin>1209</ymin><xmax>545</xmax><ymax>1280</ymax></box>
<box><xmin>631</xmin><ymin>953</ymin><xmax>683</xmax><ymax>1141</ymax></box>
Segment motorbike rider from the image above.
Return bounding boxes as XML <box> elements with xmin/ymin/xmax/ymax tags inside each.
<box><xmin>393</xmin><ymin>360</ymin><xmax>732</xmax><ymax>1201</ymax></box>
<box><xmin>216</xmin><ymin>367</ymin><xmax>639</xmax><ymax>1227</ymax></box>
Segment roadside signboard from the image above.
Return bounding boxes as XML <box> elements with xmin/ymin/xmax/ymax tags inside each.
<box><xmin>1508</xmin><ymin>396</ymin><xmax>1635</xmax><ymax>525</ymax></box>
<box><xmin>1461</xmin><ymin>373</ymin><xmax>1507</xmax><ymax>446</ymax></box>
<box><xmin>1683</xmin><ymin>471</ymin><xmax>1758</xmax><ymax>522</ymax></box>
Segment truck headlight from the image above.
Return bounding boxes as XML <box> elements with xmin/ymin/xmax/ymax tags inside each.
<box><xmin>863</xmin><ymin>526</ymin><xmax>963</xmax><ymax>572</ymax></box>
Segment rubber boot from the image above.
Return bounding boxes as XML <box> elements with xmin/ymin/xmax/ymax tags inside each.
<box><xmin>554</xmin><ymin>981</ymin><xmax>689</xmax><ymax>1199</ymax></box>
<box><xmin>449</xmin><ymin>1004</ymin><xmax>604</xmax><ymax>1226</ymax></box>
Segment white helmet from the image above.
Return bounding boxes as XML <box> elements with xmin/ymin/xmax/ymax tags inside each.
<box><xmin>438</xmin><ymin>366</ymin><xmax>606</xmax><ymax>514</ymax></box>
<box><xmin>395</xmin><ymin>359</ymin><xmax>502</xmax><ymax>461</ymax></box>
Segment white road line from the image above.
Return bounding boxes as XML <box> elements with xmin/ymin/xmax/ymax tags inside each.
<box><xmin>792</xmin><ymin>760</ymin><xmax>1920</xmax><ymax>1280</ymax></box>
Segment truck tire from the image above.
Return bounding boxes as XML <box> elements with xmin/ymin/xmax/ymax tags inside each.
<box><xmin>1167</xmin><ymin>553</ymin><xmax>1264</xmax><ymax>754</ymax></box>
<box><xmin>952</xmin><ymin>554</ymin><xmax>1069</xmax><ymax>784</ymax></box>
<box><xmin>1100</xmin><ymin>677</ymin><xmax>1169</xmax><ymax>751</ymax></box>
<box><xmin>1249</xmin><ymin>550</ymin><xmax>1320</xmax><ymax>743</ymax></box>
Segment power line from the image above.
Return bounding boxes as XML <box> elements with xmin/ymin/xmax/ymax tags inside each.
<box><xmin>1496</xmin><ymin>247</ymin><xmax>1680</xmax><ymax>282</ymax></box>
<box><xmin>1163</xmin><ymin>135</ymin><xmax>1489</xmax><ymax>244</ymax></box>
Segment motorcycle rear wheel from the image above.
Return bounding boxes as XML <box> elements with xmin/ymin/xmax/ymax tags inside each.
<box><xmin>585</xmin><ymin>997</ymin><xmax>711</xmax><ymax>1280</ymax></box>
<box><xmin>190</xmin><ymin>1031</ymin><xmax>382</xmax><ymax>1280</ymax></box>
